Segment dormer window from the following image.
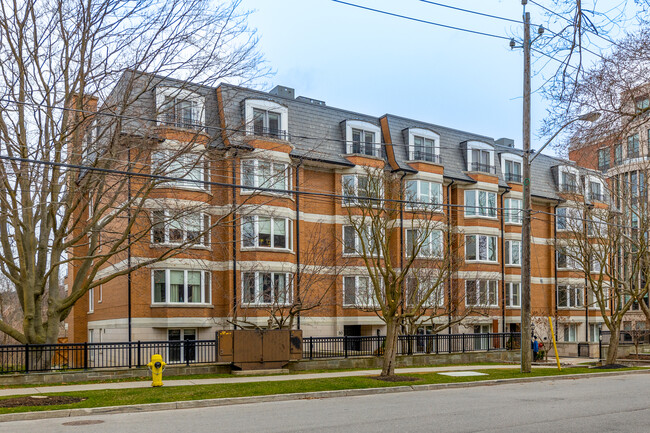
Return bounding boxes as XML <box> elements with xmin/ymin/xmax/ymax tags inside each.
<box><xmin>501</xmin><ymin>153</ymin><xmax>523</xmax><ymax>183</ymax></box>
<box><xmin>559</xmin><ymin>169</ymin><xmax>578</xmax><ymax>193</ymax></box>
<box><xmin>156</xmin><ymin>86</ymin><xmax>205</xmax><ymax>130</ymax></box>
<box><xmin>466</xmin><ymin>141</ymin><xmax>495</xmax><ymax>174</ymax></box>
<box><xmin>343</xmin><ymin>120</ymin><xmax>381</xmax><ymax>157</ymax></box>
<box><xmin>407</xmin><ymin>128</ymin><xmax>440</xmax><ymax>163</ymax></box>
<box><xmin>587</xmin><ymin>177</ymin><xmax>604</xmax><ymax>202</ymax></box>
<box><xmin>636</xmin><ymin>96</ymin><xmax>650</xmax><ymax>114</ymax></box>
<box><xmin>244</xmin><ymin>99</ymin><xmax>289</xmax><ymax>140</ymax></box>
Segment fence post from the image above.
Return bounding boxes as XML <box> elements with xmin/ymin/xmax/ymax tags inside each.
<box><xmin>448</xmin><ymin>334</ymin><xmax>452</xmax><ymax>354</ymax></box>
<box><xmin>344</xmin><ymin>336</ymin><xmax>348</xmax><ymax>358</ymax></box>
<box><xmin>435</xmin><ymin>334</ymin><xmax>439</xmax><ymax>355</ymax></box>
<box><xmin>24</xmin><ymin>344</ymin><xmax>29</xmax><ymax>374</ymax></box>
<box><xmin>83</xmin><ymin>342</ymin><xmax>88</xmax><ymax>370</ymax></box>
<box><xmin>462</xmin><ymin>334</ymin><xmax>466</xmax><ymax>353</ymax></box>
<box><xmin>487</xmin><ymin>333</ymin><xmax>491</xmax><ymax>351</ymax></box>
<box><xmin>137</xmin><ymin>341</ymin><xmax>142</xmax><ymax>367</ymax></box>
<box><xmin>309</xmin><ymin>336</ymin><xmax>313</xmax><ymax>360</ymax></box>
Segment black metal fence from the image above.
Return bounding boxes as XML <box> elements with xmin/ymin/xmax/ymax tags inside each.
<box><xmin>0</xmin><ymin>340</ymin><xmax>218</xmax><ymax>374</ymax></box>
<box><xmin>303</xmin><ymin>332</ymin><xmax>520</xmax><ymax>360</ymax></box>
<box><xmin>601</xmin><ymin>330</ymin><xmax>650</xmax><ymax>345</ymax></box>
<box><xmin>0</xmin><ymin>332</ymin><xmax>521</xmax><ymax>374</ymax></box>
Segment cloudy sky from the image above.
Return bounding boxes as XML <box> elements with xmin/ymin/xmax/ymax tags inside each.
<box><xmin>243</xmin><ymin>0</ymin><xmax>639</xmax><ymax>156</ymax></box>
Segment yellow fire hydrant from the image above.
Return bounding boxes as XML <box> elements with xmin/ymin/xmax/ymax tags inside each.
<box><xmin>147</xmin><ymin>354</ymin><xmax>166</xmax><ymax>387</ymax></box>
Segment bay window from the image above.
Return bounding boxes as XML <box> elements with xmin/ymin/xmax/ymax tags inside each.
<box><xmin>342</xmin><ymin>174</ymin><xmax>381</xmax><ymax>205</ymax></box>
<box><xmin>343</xmin><ymin>225</ymin><xmax>379</xmax><ymax>256</ymax></box>
<box><xmin>152</xmin><ymin>270</ymin><xmax>211</xmax><ymax>304</ymax></box>
<box><xmin>464</xmin><ymin>190</ymin><xmax>497</xmax><ymax>217</ymax></box>
<box><xmin>465</xmin><ymin>280</ymin><xmax>498</xmax><ymax>307</ymax></box>
<box><xmin>505</xmin><ymin>240</ymin><xmax>521</xmax><ymax>266</ymax></box>
<box><xmin>505</xmin><ymin>282</ymin><xmax>520</xmax><ymax>307</ymax></box>
<box><xmin>405</xmin><ymin>276</ymin><xmax>444</xmax><ymax>307</ymax></box>
<box><xmin>343</xmin><ymin>276</ymin><xmax>376</xmax><ymax>307</ymax></box>
<box><xmin>504</xmin><ymin>198</ymin><xmax>522</xmax><ymax>224</ymax></box>
<box><xmin>242</xmin><ymin>216</ymin><xmax>290</xmax><ymax>249</ymax></box>
<box><xmin>151</xmin><ymin>150</ymin><xmax>209</xmax><ymax>190</ymax></box>
<box><xmin>557</xmin><ymin>285</ymin><xmax>584</xmax><ymax>308</ymax></box>
<box><xmin>152</xmin><ymin>211</ymin><xmax>210</xmax><ymax>246</ymax></box>
<box><xmin>465</xmin><ymin>234</ymin><xmax>497</xmax><ymax>262</ymax></box>
<box><xmin>243</xmin><ymin>272</ymin><xmax>292</xmax><ymax>305</ymax></box>
<box><xmin>406</xmin><ymin>180</ymin><xmax>443</xmax><ymax>210</ymax></box>
<box><xmin>406</xmin><ymin>229</ymin><xmax>443</xmax><ymax>258</ymax></box>
<box><xmin>241</xmin><ymin>159</ymin><xmax>289</xmax><ymax>192</ymax></box>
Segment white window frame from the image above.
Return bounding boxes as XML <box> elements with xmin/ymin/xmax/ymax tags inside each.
<box><xmin>505</xmin><ymin>239</ymin><xmax>522</xmax><ymax>266</ymax></box>
<box><xmin>558</xmin><ymin>165</ymin><xmax>580</xmax><ymax>192</ymax></box>
<box><xmin>88</xmin><ymin>287</ymin><xmax>94</xmax><ymax>313</ymax></box>
<box><xmin>407</xmin><ymin>128</ymin><xmax>440</xmax><ymax>162</ymax></box>
<box><xmin>151</xmin><ymin>210</ymin><xmax>210</xmax><ymax>247</ymax></box>
<box><xmin>563</xmin><ymin>323</ymin><xmax>578</xmax><ymax>342</ymax></box>
<box><xmin>466</xmin><ymin>141</ymin><xmax>495</xmax><ymax>172</ymax></box>
<box><xmin>405</xmin><ymin>179</ymin><xmax>443</xmax><ymax>211</ymax></box>
<box><xmin>465</xmin><ymin>280</ymin><xmax>499</xmax><ymax>307</ymax></box>
<box><xmin>504</xmin><ymin>198</ymin><xmax>522</xmax><ymax>224</ymax></box>
<box><xmin>241</xmin><ymin>159</ymin><xmax>290</xmax><ymax>193</ymax></box>
<box><xmin>556</xmin><ymin>207</ymin><xmax>581</xmax><ymax>231</ymax></box>
<box><xmin>465</xmin><ymin>234</ymin><xmax>498</xmax><ymax>262</ymax></box>
<box><xmin>342</xmin><ymin>174</ymin><xmax>383</xmax><ymax>206</ymax></box>
<box><xmin>151</xmin><ymin>269</ymin><xmax>211</xmax><ymax>305</ymax></box>
<box><xmin>242</xmin><ymin>216</ymin><xmax>292</xmax><ymax>250</ymax></box>
<box><xmin>405</xmin><ymin>276</ymin><xmax>444</xmax><ymax>307</ymax></box>
<box><xmin>242</xmin><ymin>271</ymin><xmax>293</xmax><ymax>306</ymax></box>
<box><xmin>343</xmin><ymin>120</ymin><xmax>381</xmax><ymax>157</ymax></box>
<box><xmin>501</xmin><ymin>153</ymin><xmax>523</xmax><ymax>182</ymax></box>
<box><xmin>343</xmin><ymin>275</ymin><xmax>378</xmax><ymax>308</ymax></box>
<box><xmin>151</xmin><ymin>149</ymin><xmax>209</xmax><ymax>191</ymax></box>
<box><xmin>156</xmin><ymin>86</ymin><xmax>205</xmax><ymax>128</ymax></box>
<box><xmin>244</xmin><ymin>99</ymin><xmax>289</xmax><ymax>138</ymax></box>
<box><xmin>406</xmin><ymin>229</ymin><xmax>443</xmax><ymax>258</ymax></box>
<box><xmin>505</xmin><ymin>282</ymin><xmax>520</xmax><ymax>308</ymax></box>
<box><xmin>557</xmin><ymin>285</ymin><xmax>584</xmax><ymax>309</ymax></box>
<box><xmin>464</xmin><ymin>190</ymin><xmax>497</xmax><ymax>218</ymax></box>
<box><xmin>556</xmin><ymin>247</ymin><xmax>579</xmax><ymax>270</ymax></box>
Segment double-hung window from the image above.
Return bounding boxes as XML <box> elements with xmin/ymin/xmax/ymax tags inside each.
<box><xmin>504</xmin><ymin>160</ymin><xmax>522</xmax><ymax>183</ymax></box>
<box><xmin>406</xmin><ymin>229</ymin><xmax>443</xmax><ymax>258</ymax></box>
<box><xmin>614</xmin><ymin>144</ymin><xmax>623</xmax><ymax>165</ymax></box>
<box><xmin>504</xmin><ymin>198</ymin><xmax>522</xmax><ymax>224</ymax></box>
<box><xmin>464</xmin><ymin>190</ymin><xmax>497</xmax><ymax>217</ymax></box>
<box><xmin>242</xmin><ymin>216</ymin><xmax>290</xmax><ymax>249</ymax></box>
<box><xmin>406</xmin><ymin>180</ymin><xmax>443</xmax><ymax>211</ymax></box>
<box><xmin>151</xmin><ymin>150</ymin><xmax>209</xmax><ymax>190</ymax></box>
<box><xmin>465</xmin><ymin>235</ymin><xmax>497</xmax><ymax>262</ymax></box>
<box><xmin>351</xmin><ymin>129</ymin><xmax>377</xmax><ymax>156</ymax></box>
<box><xmin>628</xmin><ymin>133</ymin><xmax>640</xmax><ymax>158</ymax></box>
<box><xmin>405</xmin><ymin>276</ymin><xmax>444</xmax><ymax>307</ymax></box>
<box><xmin>159</xmin><ymin>96</ymin><xmax>202</xmax><ymax>129</ymax></box>
<box><xmin>152</xmin><ymin>210</ymin><xmax>210</xmax><ymax>246</ymax></box>
<box><xmin>241</xmin><ymin>159</ymin><xmax>289</xmax><ymax>192</ymax></box>
<box><xmin>342</xmin><ymin>174</ymin><xmax>381</xmax><ymax>206</ymax></box>
<box><xmin>465</xmin><ymin>280</ymin><xmax>498</xmax><ymax>307</ymax></box>
<box><xmin>563</xmin><ymin>324</ymin><xmax>578</xmax><ymax>342</ymax></box>
<box><xmin>556</xmin><ymin>207</ymin><xmax>580</xmax><ymax>231</ymax></box>
<box><xmin>470</xmin><ymin>149</ymin><xmax>493</xmax><ymax>173</ymax></box>
<box><xmin>243</xmin><ymin>272</ymin><xmax>292</xmax><ymax>305</ymax></box>
<box><xmin>342</xmin><ymin>225</ymin><xmax>379</xmax><ymax>256</ymax></box>
<box><xmin>152</xmin><ymin>270</ymin><xmax>211</xmax><ymax>304</ymax></box>
<box><xmin>557</xmin><ymin>285</ymin><xmax>584</xmax><ymax>308</ymax></box>
<box><xmin>557</xmin><ymin>248</ymin><xmax>579</xmax><ymax>270</ymax></box>
<box><xmin>505</xmin><ymin>282</ymin><xmax>520</xmax><ymax>307</ymax></box>
<box><xmin>253</xmin><ymin>108</ymin><xmax>283</xmax><ymax>138</ymax></box>
<box><xmin>505</xmin><ymin>240</ymin><xmax>521</xmax><ymax>266</ymax></box>
<box><xmin>412</xmin><ymin>136</ymin><xmax>437</xmax><ymax>161</ymax></box>
<box><xmin>560</xmin><ymin>171</ymin><xmax>578</xmax><ymax>193</ymax></box>
<box><xmin>598</xmin><ymin>149</ymin><xmax>610</xmax><ymax>171</ymax></box>
<box><xmin>343</xmin><ymin>276</ymin><xmax>376</xmax><ymax>308</ymax></box>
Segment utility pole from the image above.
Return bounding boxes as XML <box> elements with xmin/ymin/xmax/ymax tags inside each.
<box><xmin>521</xmin><ymin>2</ymin><xmax>532</xmax><ymax>373</ymax></box>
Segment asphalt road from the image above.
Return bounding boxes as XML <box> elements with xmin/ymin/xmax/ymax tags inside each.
<box><xmin>3</xmin><ymin>373</ymin><xmax>650</xmax><ymax>433</ymax></box>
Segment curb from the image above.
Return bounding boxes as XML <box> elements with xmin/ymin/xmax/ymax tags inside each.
<box><xmin>1</xmin><ymin>369</ymin><xmax>648</xmax><ymax>423</ymax></box>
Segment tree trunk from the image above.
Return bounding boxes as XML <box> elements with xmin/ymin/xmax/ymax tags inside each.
<box><xmin>381</xmin><ymin>318</ymin><xmax>399</xmax><ymax>377</ymax></box>
<box><xmin>606</xmin><ymin>331</ymin><xmax>620</xmax><ymax>365</ymax></box>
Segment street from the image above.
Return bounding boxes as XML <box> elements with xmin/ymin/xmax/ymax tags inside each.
<box><xmin>2</xmin><ymin>373</ymin><xmax>650</xmax><ymax>432</ymax></box>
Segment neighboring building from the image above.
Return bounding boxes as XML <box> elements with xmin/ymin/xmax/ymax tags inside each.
<box><xmin>67</xmin><ymin>71</ymin><xmax>607</xmax><ymax>347</ymax></box>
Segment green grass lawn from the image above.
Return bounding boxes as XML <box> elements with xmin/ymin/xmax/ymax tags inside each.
<box><xmin>0</xmin><ymin>366</ymin><xmax>641</xmax><ymax>415</ymax></box>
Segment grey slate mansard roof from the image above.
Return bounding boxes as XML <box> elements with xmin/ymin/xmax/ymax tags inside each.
<box><xmin>111</xmin><ymin>72</ymin><xmax>571</xmax><ymax>202</ymax></box>
<box><xmin>216</xmin><ymin>82</ymin><xmax>571</xmax><ymax>201</ymax></box>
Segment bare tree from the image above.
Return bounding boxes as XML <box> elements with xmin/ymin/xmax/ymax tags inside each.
<box><xmin>0</xmin><ymin>0</ymin><xmax>268</xmax><ymax>347</ymax></box>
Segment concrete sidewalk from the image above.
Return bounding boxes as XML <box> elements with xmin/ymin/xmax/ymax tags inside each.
<box><xmin>0</xmin><ymin>363</ymin><xmax>574</xmax><ymax>398</ymax></box>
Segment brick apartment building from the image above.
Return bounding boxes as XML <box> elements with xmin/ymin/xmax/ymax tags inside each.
<box><xmin>66</xmin><ymin>71</ymin><xmax>607</xmax><ymax>347</ymax></box>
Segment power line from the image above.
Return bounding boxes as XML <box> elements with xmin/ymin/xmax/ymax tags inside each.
<box><xmin>330</xmin><ymin>0</ymin><xmax>511</xmax><ymax>41</ymax></box>
<box><xmin>416</xmin><ymin>0</ymin><xmax>521</xmax><ymax>25</ymax></box>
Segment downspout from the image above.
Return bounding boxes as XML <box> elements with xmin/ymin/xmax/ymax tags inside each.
<box><xmin>295</xmin><ymin>159</ymin><xmax>303</xmax><ymax>330</ymax></box>
<box><xmin>553</xmin><ymin>202</ymin><xmax>559</xmax><ymax>341</ymax></box>
<box><xmin>500</xmin><ymin>188</ymin><xmax>508</xmax><ymax>333</ymax></box>
<box><xmin>447</xmin><ymin>179</ymin><xmax>455</xmax><ymax>334</ymax></box>
<box><xmin>232</xmin><ymin>150</ymin><xmax>238</xmax><ymax>330</ymax></box>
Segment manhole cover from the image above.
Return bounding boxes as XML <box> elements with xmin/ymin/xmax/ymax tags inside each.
<box><xmin>62</xmin><ymin>420</ymin><xmax>105</xmax><ymax>426</ymax></box>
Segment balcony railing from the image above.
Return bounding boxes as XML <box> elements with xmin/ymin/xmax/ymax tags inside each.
<box><xmin>589</xmin><ymin>192</ymin><xmax>605</xmax><ymax>202</ymax></box>
<box><xmin>628</xmin><ymin>150</ymin><xmax>640</xmax><ymax>159</ymax></box>
<box><xmin>469</xmin><ymin>162</ymin><xmax>497</xmax><ymax>174</ymax></box>
<box><xmin>505</xmin><ymin>172</ymin><xmax>522</xmax><ymax>183</ymax></box>
<box><xmin>252</xmin><ymin>126</ymin><xmax>289</xmax><ymax>141</ymax></box>
<box><xmin>598</xmin><ymin>163</ymin><xmax>610</xmax><ymax>172</ymax></box>
<box><xmin>412</xmin><ymin>151</ymin><xmax>442</xmax><ymax>164</ymax></box>
<box><xmin>161</xmin><ymin>114</ymin><xmax>202</xmax><ymax>130</ymax></box>
<box><xmin>559</xmin><ymin>183</ymin><xmax>579</xmax><ymax>194</ymax></box>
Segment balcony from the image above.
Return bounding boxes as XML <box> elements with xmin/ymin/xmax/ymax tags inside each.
<box><xmin>252</xmin><ymin>126</ymin><xmax>289</xmax><ymax>141</ymax></box>
<box><xmin>504</xmin><ymin>172</ymin><xmax>522</xmax><ymax>183</ymax></box>
<box><xmin>412</xmin><ymin>151</ymin><xmax>441</xmax><ymax>164</ymax></box>
<box><xmin>161</xmin><ymin>114</ymin><xmax>202</xmax><ymax>130</ymax></box>
<box><xmin>589</xmin><ymin>192</ymin><xmax>605</xmax><ymax>202</ymax></box>
<box><xmin>469</xmin><ymin>162</ymin><xmax>497</xmax><ymax>175</ymax></box>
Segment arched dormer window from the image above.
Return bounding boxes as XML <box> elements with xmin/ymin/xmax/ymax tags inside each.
<box><xmin>342</xmin><ymin>120</ymin><xmax>381</xmax><ymax>157</ymax></box>
<box><xmin>466</xmin><ymin>141</ymin><xmax>495</xmax><ymax>174</ymax></box>
<box><xmin>244</xmin><ymin>99</ymin><xmax>289</xmax><ymax>140</ymax></box>
<box><xmin>155</xmin><ymin>86</ymin><xmax>205</xmax><ymax>129</ymax></box>
<box><xmin>500</xmin><ymin>152</ymin><xmax>523</xmax><ymax>183</ymax></box>
<box><xmin>407</xmin><ymin>128</ymin><xmax>440</xmax><ymax>163</ymax></box>
<box><xmin>557</xmin><ymin>165</ymin><xmax>580</xmax><ymax>193</ymax></box>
